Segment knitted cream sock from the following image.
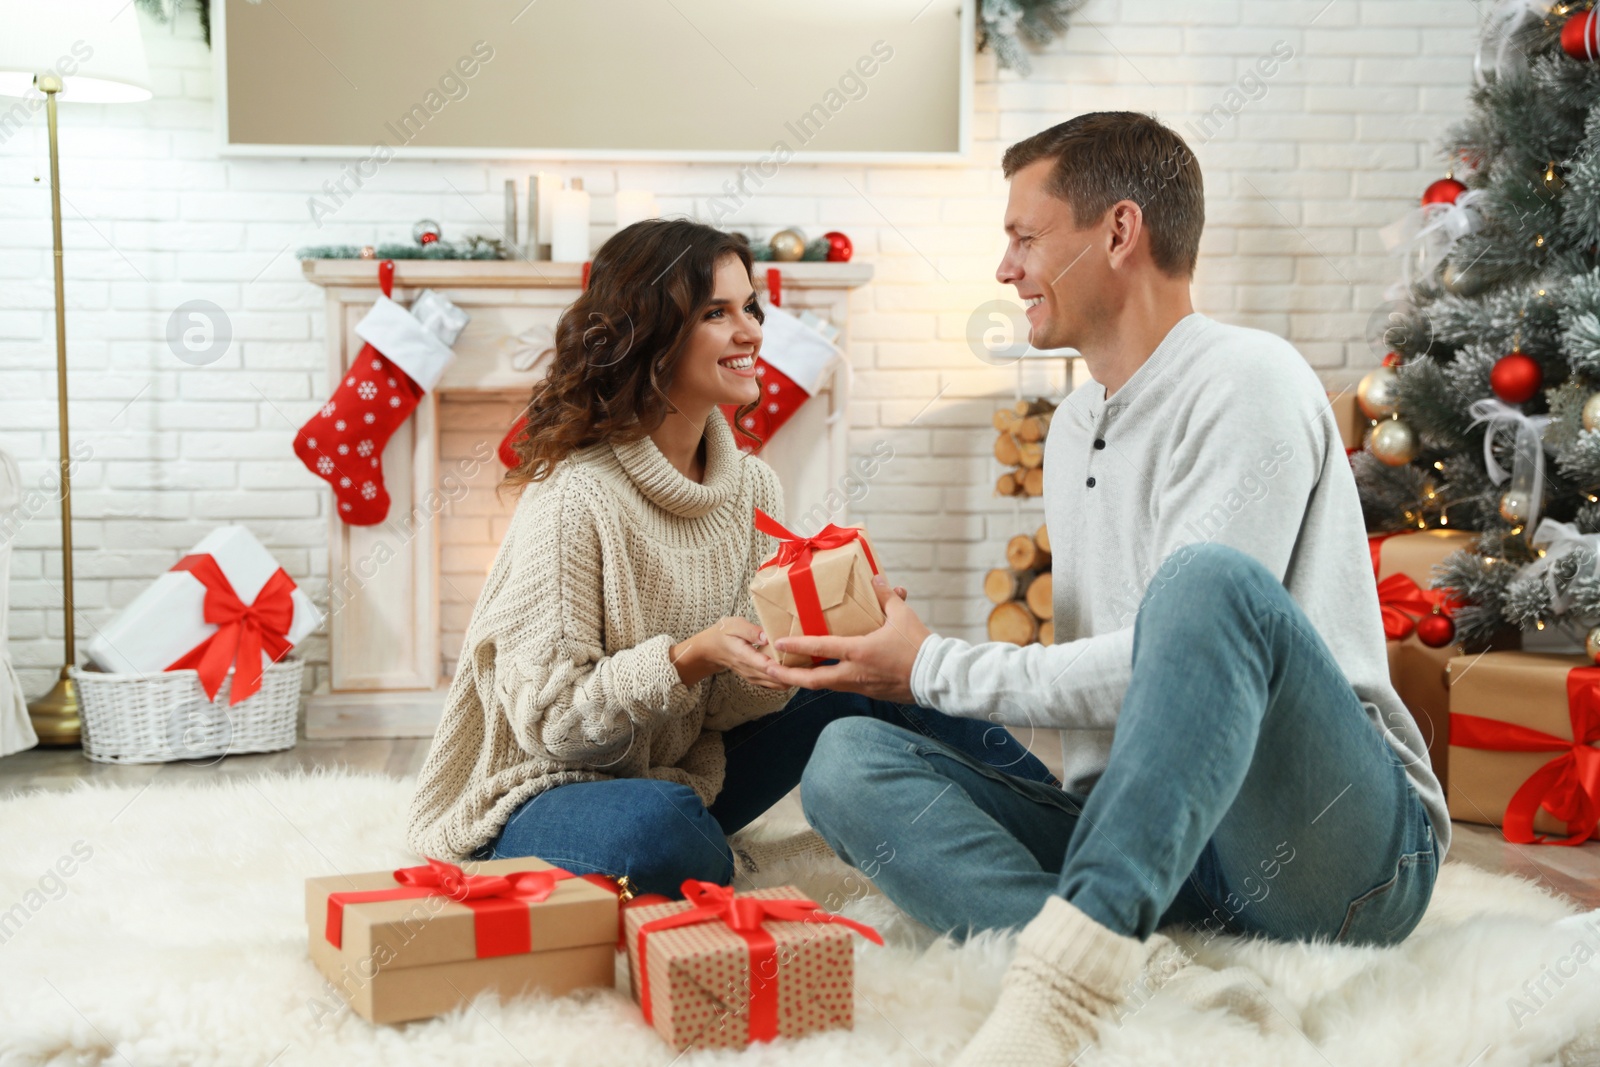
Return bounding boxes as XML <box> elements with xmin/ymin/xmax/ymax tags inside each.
<box><xmin>954</xmin><ymin>897</ymin><xmax>1147</xmax><ymax>1067</ymax></box>
<box><xmin>728</xmin><ymin>827</ymin><xmax>838</xmax><ymax>884</ymax></box>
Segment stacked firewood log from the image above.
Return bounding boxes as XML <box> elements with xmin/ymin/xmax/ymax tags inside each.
<box><xmin>985</xmin><ymin>523</ymin><xmax>1054</xmax><ymax>645</ymax></box>
<box><xmin>992</xmin><ymin>398</ymin><xmax>1054</xmax><ymax>497</ymax></box>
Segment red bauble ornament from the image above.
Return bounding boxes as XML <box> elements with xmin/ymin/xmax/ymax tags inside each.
<box><xmin>1562</xmin><ymin>10</ymin><xmax>1598</xmax><ymax>62</ymax></box>
<box><xmin>1382</xmin><ymin>350</ymin><xmax>1401</xmax><ymax>368</ymax></box>
<box><xmin>419</xmin><ymin>232</ymin><xmax>439</xmax><ymax>244</ymax></box>
<box><xmin>1421</xmin><ymin>177</ymin><xmax>1467</xmax><ymax>206</ymax></box>
<box><xmin>1415</xmin><ymin>611</ymin><xmax>1455</xmax><ymax>649</ymax></box>
<box><xmin>822</xmin><ymin>231</ymin><xmax>853</xmax><ymax>263</ymax></box>
<box><xmin>1490</xmin><ymin>350</ymin><xmax>1543</xmax><ymax>404</ymax></box>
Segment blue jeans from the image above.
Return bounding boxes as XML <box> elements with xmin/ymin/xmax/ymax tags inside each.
<box><xmin>801</xmin><ymin>543</ymin><xmax>1439</xmax><ymax>947</ymax></box>
<box><xmin>472</xmin><ymin>687</ymin><xmax>1055</xmax><ymax>897</ymax></box>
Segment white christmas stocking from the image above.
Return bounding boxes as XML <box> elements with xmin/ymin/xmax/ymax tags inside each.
<box><xmin>293</xmin><ymin>260</ymin><xmax>467</xmax><ymax>525</ymax></box>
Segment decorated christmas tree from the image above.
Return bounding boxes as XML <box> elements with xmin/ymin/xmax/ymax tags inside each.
<box><xmin>1355</xmin><ymin>4</ymin><xmax>1600</xmax><ymax>653</ymax></box>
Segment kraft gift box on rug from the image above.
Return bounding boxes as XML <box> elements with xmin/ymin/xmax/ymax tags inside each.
<box><xmin>623</xmin><ymin>881</ymin><xmax>882</xmax><ymax>1051</ymax></box>
<box><xmin>306</xmin><ymin>857</ymin><xmax>619</xmax><ymax>1025</ymax></box>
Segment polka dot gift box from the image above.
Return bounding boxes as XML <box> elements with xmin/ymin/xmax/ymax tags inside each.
<box><xmin>623</xmin><ymin>881</ymin><xmax>882</xmax><ymax>1051</ymax></box>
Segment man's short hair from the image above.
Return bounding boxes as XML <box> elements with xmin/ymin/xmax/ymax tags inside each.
<box><xmin>1001</xmin><ymin>112</ymin><xmax>1204</xmax><ymax>278</ymax></box>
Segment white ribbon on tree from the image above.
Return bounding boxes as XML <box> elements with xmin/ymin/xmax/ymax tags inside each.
<box><xmin>1468</xmin><ymin>397</ymin><xmax>1552</xmax><ymax>530</ymax></box>
<box><xmin>1473</xmin><ymin>0</ymin><xmax>1548</xmax><ymax>87</ymax></box>
<box><xmin>1526</xmin><ymin>518</ymin><xmax>1600</xmax><ymax>612</ymax></box>
<box><xmin>1379</xmin><ymin>190</ymin><xmax>1486</xmax><ymax>290</ymax></box>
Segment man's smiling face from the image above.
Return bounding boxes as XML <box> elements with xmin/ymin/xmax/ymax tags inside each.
<box><xmin>995</xmin><ymin>158</ymin><xmax>1114</xmax><ymax>354</ymax></box>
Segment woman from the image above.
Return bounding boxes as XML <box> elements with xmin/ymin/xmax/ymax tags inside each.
<box><xmin>406</xmin><ymin>218</ymin><xmax>1053</xmax><ymax>896</ymax></box>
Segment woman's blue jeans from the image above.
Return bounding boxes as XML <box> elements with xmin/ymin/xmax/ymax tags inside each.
<box><xmin>802</xmin><ymin>543</ymin><xmax>1440</xmax><ymax>947</ymax></box>
<box><xmin>471</xmin><ymin>688</ymin><xmax>1055</xmax><ymax>897</ymax></box>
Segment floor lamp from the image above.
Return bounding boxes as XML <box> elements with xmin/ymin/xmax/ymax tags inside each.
<box><xmin>0</xmin><ymin>1</ymin><xmax>151</xmax><ymax>746</ymax></box>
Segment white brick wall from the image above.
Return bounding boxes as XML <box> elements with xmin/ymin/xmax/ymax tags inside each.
<box><xmin>0</xmin><ymin>0</ymin><xmax>1480</xmax><ymax>704</ymax></box>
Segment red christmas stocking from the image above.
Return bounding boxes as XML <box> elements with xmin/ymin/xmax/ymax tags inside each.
<box><xmin>719</xmin><ymin>299</ymin><xmax>841</xmax><ymax>456</ymax></box>
<box><xmin>294</xmin><ymin>260</ymin><xmax>468</xmax><ymax>524</ymax></box>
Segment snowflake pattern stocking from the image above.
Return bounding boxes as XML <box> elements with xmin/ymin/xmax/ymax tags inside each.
<box><xmin>293</xmin><ymin>260</ymin><xmax>467</xmax><ymax>525</ymax></box>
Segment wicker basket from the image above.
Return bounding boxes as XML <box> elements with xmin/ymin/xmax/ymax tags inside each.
<box><xmin>71</xmin><ymin>658</ymin><xmax>303</xmax><ymax>764</ymax></box>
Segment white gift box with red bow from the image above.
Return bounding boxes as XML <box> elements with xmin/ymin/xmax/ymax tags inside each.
<box><xmin>85</xmin><ymin>526</ymin><xmax>322</xmax><ymax>703</ymax></box>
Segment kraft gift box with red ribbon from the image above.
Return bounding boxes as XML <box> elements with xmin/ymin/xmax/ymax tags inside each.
<box><xmin>1371</xmin><ymin>529</ymin><xmax>1472</xmax><ymax>793</ymax></box>
<box><xmin>305</xmin><ymin>856</ymin><xmax>618</xmax><ymax>1025</ymax></box>
<box><xmin>84</xmin><ymin>525</ymin><xmax>321</xmax><ymax>706</ymax></box>
<box><xmin>1445</xmin><ymin>651</ymin><xmax>1600</xmax><ymax>845</ymax></box>
<box><xmin>624</xmin><ymin>880</ymin><xmax>883</xmax><ymax>1050</ymax></box>
<box><xmin>749</xmin><ymin>509</ymin><xmax>886</xmax><ymax>669</ymax></box>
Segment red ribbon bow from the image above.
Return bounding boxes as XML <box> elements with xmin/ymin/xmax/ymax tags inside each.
<box><xmin>1369</xmin><ymin>534</ymin><xmax>1449</xmax><ymax>641</ymax></box>
<box><xmin>635</xmin><ymin>880</ymin><xmax>882</xmax><ymax>1043</ymax></box>
<box><xmin>1451</xmin><ymin>667</ymin><xmax>1600</xmax><ymax>846</ymax></box>
<box><xmin>164</xmin><ymin>553</ymin><xmax>296</xmax><ymax>705</ymax></box>
<box><xmin>325</xmin><ymin>857</ymin><xmax>584</xmax><ymax>958</ymax></box>
<box><xmin>754</xmin><ymin>508</ymin><xmax>879</xmax><ymax>638</ymax></box>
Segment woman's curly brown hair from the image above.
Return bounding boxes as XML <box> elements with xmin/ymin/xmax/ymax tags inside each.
<box><xmin>501</xmin><ymin>218</ymin><xmax>760</xmax><ymax>491</ymax></box>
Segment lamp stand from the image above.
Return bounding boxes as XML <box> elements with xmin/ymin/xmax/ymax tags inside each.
<box><xmin>27</xmin><ymin>73</ymin><xmax>81</xmax><ymax>748</ymax></box>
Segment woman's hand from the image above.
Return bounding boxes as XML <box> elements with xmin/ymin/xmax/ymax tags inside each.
<box><xmin>670</xmin><ymin>617</ymin><xmax>789</xmax><ymax>690</ymax></box>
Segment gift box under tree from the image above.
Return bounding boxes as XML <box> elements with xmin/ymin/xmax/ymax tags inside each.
<box><xmin>1445</xmin><ymin>650</ymin><xmax>1600</xmax><ymax>845</ymax></box>
<box><xmin>306</xmin><ymin>857</ymin><xmax>618</xmax><ymax>1025</ymax></box>
<box><xmin>1371</xmin><ymin>530</ymin><xmax>1469</xmax><ymax>792</ymax></box>
<box><xmin>624</xmin><ymin>881</ymin><xmax>882</xmax><ymax>1050</ymax></box>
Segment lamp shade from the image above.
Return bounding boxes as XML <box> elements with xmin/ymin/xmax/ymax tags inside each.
<box><xmin>0</xmin><ymin>0</ymin><xmax>152</xmax><ymax>103</ymax></box>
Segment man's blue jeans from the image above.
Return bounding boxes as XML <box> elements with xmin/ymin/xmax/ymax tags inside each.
<box><xmin>472</xmin><ymin>687</ymin><xmax>1055</xmax><ymax>896</ymax></box>
<box><xmin>801</xmin><ymin>543</ymin><xmax>1439</xmax><ymax>947</ymax></box>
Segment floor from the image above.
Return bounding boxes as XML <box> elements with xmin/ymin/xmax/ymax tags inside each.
<box><xmin>3</xmin><ymin>731</ymin><xmax>1598</xmax><ymax>910</ymax></box>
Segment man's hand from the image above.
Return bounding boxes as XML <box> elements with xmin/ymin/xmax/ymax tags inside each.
<box><xmin>762</xmin><ymin>576</ymin><xmax>931</xmax><ymax>703</ymax></box>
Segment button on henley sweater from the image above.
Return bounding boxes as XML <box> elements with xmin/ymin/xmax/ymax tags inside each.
<box><xmin>911</xmin><ymin>313</ymin><xmax>1451</xmax><ymax>857</ymax></box>
<box><xmin>406</xmin><ymin>413</ymin><xmax>795</xmax><ymax>862</ymax></box>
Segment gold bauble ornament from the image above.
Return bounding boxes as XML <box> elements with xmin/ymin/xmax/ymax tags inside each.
<box><xmin>1441</xmin><ymin>259</ymin><xmax>1488</xmax><ymax>297</ymax></box>
<box><xmin>769</xmin><ymin>229</ymin><xmax>807</xmax><ymax>262</ymax></box>
<box><xmin>1499</xmin><ymin>489</ymin><xmax>1530</xmax><ymax>523</ymax></box>
<box><xmin>1587</xmin><ymin>626</ymin><xmax>1600</xmax><ymax>665</ymax></box>
<box><xmin>1357</xmin><ymin>365</ymin><xmax>1400</xmax><ymax>419</ymax></box>
<box><xmin>1583</xmin><ymin>393</ymin><xmax>1600</xmax><ymax>432</ymax></box>
<box><xmin>1366</xmin><ymin>418</ymin><xmax>1417</xmax><ymax>466</ymax></box>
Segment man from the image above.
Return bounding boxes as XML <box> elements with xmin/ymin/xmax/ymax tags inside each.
<box><xmin>762</xmin><ymin>111</ymin><xmax>1447</xmax><ymax>1064</ymax></box>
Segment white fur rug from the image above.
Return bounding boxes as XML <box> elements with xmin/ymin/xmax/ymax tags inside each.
<box><xmin>1</xmin><ymin>769</ymin><xmax>1598</xmax><ymax>1067</ymax></box>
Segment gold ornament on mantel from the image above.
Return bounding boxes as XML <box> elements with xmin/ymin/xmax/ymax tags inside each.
<box><xmin>1499</xmin><ymin>489</ymin><xmax>1531</xmax><ymax>524</ymax></box>
<box><xmin>1583</xmin><ymin>393</ymin><xmax>1600</xmax><ymax>432</ymax></box>
<box><xmin>1587</xmin><ymin>625</ymin><xmax>1600</xmax><ymax>665</ymax></box>
<box><xmin>1357</xmin><ymin>365</ymin><xmax>1400</xmax><ymax>419</ymax></box>
<box><xmin>769</xmin><ymin>228</ymin><xmax>807</xmax><ymax>262</ymax></box>
<box><xmin>1367</xmin><ymin>418</ymin><xmax>1417</xmax><ymax>466</ymax></box>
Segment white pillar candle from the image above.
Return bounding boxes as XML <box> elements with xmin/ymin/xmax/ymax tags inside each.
<box><xmin>614</xmin><ymin>189</ymin><xmax>658</xmax><ymax>232</ymax></box>
<box><xmin>550</xmin><ymin>178</ymin><xmax>591</xmax><ymax>263</ymax></box>
<box><xmin>533</xmin><ymin>172</ymin><xmax>560</xmax><ymax>248</ymax></box>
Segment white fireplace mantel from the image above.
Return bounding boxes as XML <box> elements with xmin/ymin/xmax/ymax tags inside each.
<box><xmin>301</xmin><ymin>257</ymin><xmax>873</xmax><ymax>738</ymax></box>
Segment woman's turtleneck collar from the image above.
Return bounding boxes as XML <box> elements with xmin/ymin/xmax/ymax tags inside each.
<box><xmin>610</xmin><ymin>410</ymin><xmax>742</xmax><ymax>519</ymax></box>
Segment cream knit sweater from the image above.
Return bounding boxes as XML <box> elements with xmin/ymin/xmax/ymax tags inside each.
<box><xmin>406</xmin><ymin>413</ymin><xmax>795</xmax><ymax>862</ymax></box>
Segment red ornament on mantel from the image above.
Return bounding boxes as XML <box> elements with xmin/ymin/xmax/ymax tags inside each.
<box><xmin>1490</xmin><ymin>350</ymin><xmax>1543</xmax><ymax>404</ymax></box>
<box><xmin>822</xmin><ymin>231</ymin><xmax>854</xmax><ymax>263</ymax></box>
<box><xmin>1422</xmin><ymin>177</ymin><xmax>1468</xmax><ymax>206</ymax></box>
<box><xmin>1415</xmin><ymin>611</ymin><xmax>1456</xmax><ymax>649</ymax></box>
<box><xmin>1562</xmin><ymin>9</ymin><xmax>1598</xmax><ymax>62</ymax></box>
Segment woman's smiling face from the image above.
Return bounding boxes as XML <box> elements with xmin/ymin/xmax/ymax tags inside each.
<box><xmin>667</xmin><ymin>253</ymin><xmax>765</xmax><ymax>413</ymax></box>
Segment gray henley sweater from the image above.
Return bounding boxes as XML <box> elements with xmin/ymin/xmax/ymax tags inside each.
<box><xmin>911</xmin><ymin>312</ymin><xmax>1451</xmax><ymax>858</ymax></box>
